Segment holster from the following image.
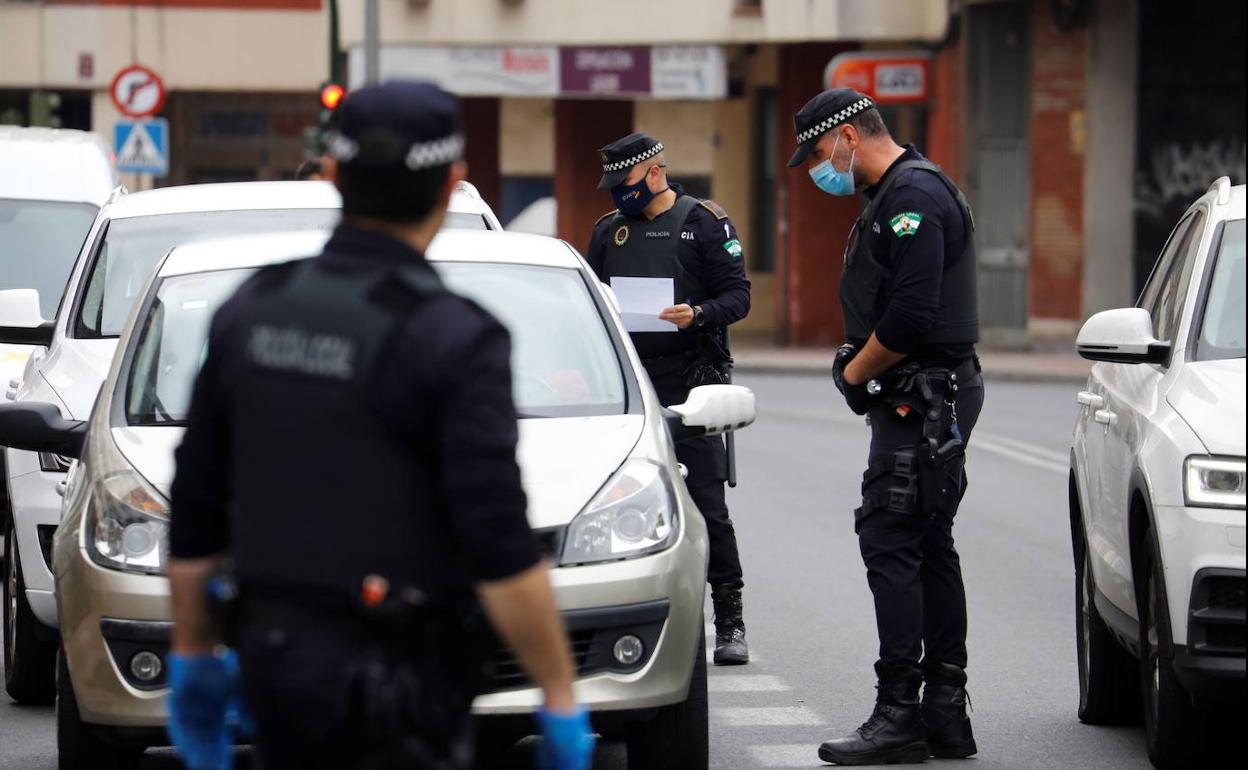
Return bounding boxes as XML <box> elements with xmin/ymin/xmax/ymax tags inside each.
<box><xmin>684</xmin><ymin>330</ymin><xmax>734</xmax><ymax>388</ymax></box>
<box><xmin>856</xmin><ymin>358</ymin><xmax>977</xmax><ymax>530</ymax></box>
<box><xmin>334</xmin><ymin>594</ymin><xmax>489</xmax><ymax>770</ymax></box>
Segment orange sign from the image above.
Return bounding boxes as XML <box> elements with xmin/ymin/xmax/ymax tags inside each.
<box><xmin>824</xmin><ymin>51</ymin><xmax>931</xmax><ymax>105</ymax></box>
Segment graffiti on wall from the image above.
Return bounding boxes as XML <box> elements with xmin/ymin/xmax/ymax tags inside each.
<box><xmin>1136</xmin><ymin>139</ymin><xmax>1247</xmax><ymax>221</ymax></box>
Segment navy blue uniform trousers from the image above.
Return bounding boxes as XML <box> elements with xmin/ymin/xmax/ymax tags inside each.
<box><xmin>857</xmin><ymin>377</ymin><xmax>985</xmax><ymax>670</ymax></box>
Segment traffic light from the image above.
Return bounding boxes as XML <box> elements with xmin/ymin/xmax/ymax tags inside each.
<box><xmin>310</xmin><ymin>81</ymin><xmax>345</xmax><ymax>154</ymax></box>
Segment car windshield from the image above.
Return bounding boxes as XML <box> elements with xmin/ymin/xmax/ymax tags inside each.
<box><xmin>76</xmin><ymin>208</ymin><xmax>340</xmax><ymax>339</ymax></box>
<box><xmin>0</xmin><ymin>199</ymin><xmax>98</xmax><ymax>319</ymax></box>
<box><xmin>126</xmin><ymin>261</ymin><xmax>626</xmax><ymax>426</ymax></box>
<box><xmin>1195</xmin><ymin>218</ymin><xmax>1246</xmax><ymax>361</ymax></box>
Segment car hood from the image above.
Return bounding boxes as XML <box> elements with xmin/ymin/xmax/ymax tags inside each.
<box><xmin>112</xmin><ymin>414</ymin><xmax>645</xmax><ymax>529</ymax></box>
<box><xmin>41</xmin><ymin>339</ymin><xmax>118</xmax><ymax>419</ymax></box>
<box><xmin>1167</xmin><ymin>358</ymin><xmax>1246</xmax><ymax>456</ymax></box>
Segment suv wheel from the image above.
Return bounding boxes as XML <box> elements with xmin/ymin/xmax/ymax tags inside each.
<box><xmin>626</xmin><ymin>625</ymin><xmax>708</xmax><ymax>770</ymax></box>
<box><xmin>4</xmin><ymin>518</ymin><xmax>56</xmax><ymax>704</ymax></box>
<box><xmin>1139</xmin><ymin>534</ymin><xmax>1204</xmax><ymax>768</ymax></box>
<box><xmin>57</xmin><ymin>648</ymin><xmax>143</xmax><ymax>770</ymax></box>
<box><xmin>1071</xmin><ymin>480</ymin><xmax>1140</xmax><ymax>724</ymax></box>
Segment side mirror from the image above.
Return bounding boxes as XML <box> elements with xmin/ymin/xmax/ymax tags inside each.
<box><xmin>0</xmin><ymin>289</ymin><xmax>54</xmax><ymax>347</ymax></box>
<box><xmin>1076</xmin><ymin>307</ymin><xmax>1171</xmax><ymax>365</ymax></box>
<box><xmin>0</xmin><ymin>402</ymin><xmax>87</xmax><ymax>459</ymax></box>
<box><xmin>664</xmin><ymin>384</ymin><xmax>756</xmax><ymax>443</ymax></box>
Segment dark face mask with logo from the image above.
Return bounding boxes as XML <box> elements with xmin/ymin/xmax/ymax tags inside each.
<box><xmin>611</xmin><ymin>165</ymin><xmax>668</xmax><ymax>216</ymax></box>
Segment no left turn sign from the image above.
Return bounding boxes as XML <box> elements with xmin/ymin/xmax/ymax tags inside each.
<box><xmin>110</xmin><ymin>64</ymin><xmax>167</xmax><ymax>118</ymax></box>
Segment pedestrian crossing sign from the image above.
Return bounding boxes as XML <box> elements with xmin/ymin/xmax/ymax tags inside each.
<box><xmin>114</xmin><ymin>119</ymin><xmax>169</xmax><ymax>177</ymax></box>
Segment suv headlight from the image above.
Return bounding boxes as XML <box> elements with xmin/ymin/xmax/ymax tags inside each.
<box><xmin>560</xmin><ymin>459</ymin><xmax>679</xmax><ymax>566</ymax></box>
<box><xmin>1184</xmin><ymin>456</ymin><xmax>1246</xmax><ymax>509</ymax></box>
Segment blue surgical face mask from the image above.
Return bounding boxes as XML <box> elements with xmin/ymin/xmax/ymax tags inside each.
<box><xmin>809</xmin><ymin>135</ymin><xmax>856</xmax><ymax>196</ymax></box>
<box><xmin>611</xmin><ymin>166</ymin><xmax>667</xmax><ymax>216</ymax></box>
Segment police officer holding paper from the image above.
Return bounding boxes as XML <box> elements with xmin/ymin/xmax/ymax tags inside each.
<box><xmin>585</xmin><ymin>133</ymin><xmax>752</xmax><ymax>666</ymax></box>
<box><xmin>165</xmin><ymin>81</ymin><xmax>594</xmax><ymax>770</ymax></box>
<box><xmin>787</xmin><ymin>89</ymin><xmax>984</xmax><ymax>765</ymax></box>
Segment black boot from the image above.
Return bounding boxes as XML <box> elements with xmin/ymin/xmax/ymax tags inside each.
<box><xmin>710</xmin><ymin>584</ymin><xmax>749</xmax><ymax>666</ymax></box>
<box><xmin>921</xmin><ymin>662</ymin><xmax>977</xmax><ymax>758</ymax></box>
<box><xmin>818</xmin><ymin>663</ymin><xmax>929</xmax><ymax>766</ymax></box>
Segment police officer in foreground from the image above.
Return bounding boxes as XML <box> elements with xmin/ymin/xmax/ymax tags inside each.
<box><xmin>165</xmin><ymin>81</ymin><xmax>595</xmax><ymax>770</ymax></box>
<box><xmin>787</xmin><ymin>89</ymin><xmax>983</xmax><ymax>765</ymax></box>
<box><xmin>586</xmin><ymin>133</ymin><xmax>752</xmax><ymax>665</ymax></box>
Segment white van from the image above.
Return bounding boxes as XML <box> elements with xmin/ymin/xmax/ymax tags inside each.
<box><xmin>0</xmin><ymin>126</ymin><xmax>116</xmax><ymax>703</ymax></box>
<box><xmin>0</xmin><ymin>127</ymin><xmax>117</xmax><ymax>386</ymax></box>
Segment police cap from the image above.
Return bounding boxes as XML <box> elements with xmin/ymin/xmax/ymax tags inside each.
<box><xmin>596</xmin><ymin>132</ymin><xmax>665</xmax><ymax>190</ymax></box>
<box><xmin>786</xmin><ymin>88</ymin><xmax>876</xmax><ymax>167</ymax></box>
<box><xmin>325</xmin><ymin>80</ymin><xmax>464</xmax><ymax>172</ymax></box>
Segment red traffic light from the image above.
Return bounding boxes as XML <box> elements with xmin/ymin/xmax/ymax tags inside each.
<box><xmin>320</xmin><ymin>83</ymin><xmax>345</xmax><ymax>111</ymax></box>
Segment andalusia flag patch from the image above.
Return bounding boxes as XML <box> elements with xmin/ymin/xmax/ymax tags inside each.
<box><xmin>889</xmin><ymin>212</ymin><xmax>924</xmax><ymax>237</ymax></box>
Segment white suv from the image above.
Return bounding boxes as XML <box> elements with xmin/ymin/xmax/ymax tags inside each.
<box><xmin>1070</xmin><ymin>177</ymin><xmax>1245</xmax><ymax>768</ymax></box>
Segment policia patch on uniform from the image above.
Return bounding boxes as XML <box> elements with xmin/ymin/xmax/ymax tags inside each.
<box><xmin>889</xmin><ymin>212</ymin><xmax>924</xmax><ymax>237</ymax></box>
<box><xmin>723</xmin><ymin>239</ymin><xmax>743</xmax><ymax>258</ymax></box>
<box><xmin>614</xmin><ymin>224</ymin><xmax>630</xmax><ymax>246</ymax></box>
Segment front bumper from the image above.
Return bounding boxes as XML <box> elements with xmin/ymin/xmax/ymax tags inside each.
<box><xmin>1154</xmin><ymin>504</ymin><xmax>1245</xmax><ymax>702</ymax></box>
<box><xmin>474</xmin><ymin>523</ymin><xmax>707</xmax><ymax>715</ymax></box>
<box><xmin>54</xmin><ymin>505</ymin><xmax>708</xmax><ymax>728</ymax></box>
<box><xmin>6</xmin><ymin>446</ymin><xmax>68</xmax><ymax>629</ymax></box>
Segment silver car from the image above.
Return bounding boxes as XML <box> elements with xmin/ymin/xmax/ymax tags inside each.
<box><xmin>0</xmin><ymin>227</ymin><xmax>755</xmax><ymax>770</ymax></box>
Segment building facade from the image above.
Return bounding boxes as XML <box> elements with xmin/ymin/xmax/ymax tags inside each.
<box><xmin>3</xmin><ymin>0</ymin><xmax>1244</xmax><ymax>346</ymax></box>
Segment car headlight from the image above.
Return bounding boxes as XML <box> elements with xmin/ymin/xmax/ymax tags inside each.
<box><xmin>560</xmin><ymin>459</ymin><xmax>679</xmax><ymax>566</ymax></box>
<box><xmin>86</xmin><ymin>471</ymin><xmax>170</xmax><ymax>575</ymax></box>
<box><xmin>1184</xmin><ymin>456</ymin><xmax>1246</xmax><ymax>509</ymax></box>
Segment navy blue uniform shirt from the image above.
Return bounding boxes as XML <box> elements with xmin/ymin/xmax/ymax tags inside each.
<box><xmin>169</xmin><ymin>225</ymin><xmax>542</xmax><ymax>584</ymax></box>
<box><xmin>583</xmin><ymin>183</ymin><xmax>751</xmax><ymax>329</ymax></box>
<box><xmin>860</xmin><ymin>145</ymin><xmax>974</xmax><ymax>363</ymax></box>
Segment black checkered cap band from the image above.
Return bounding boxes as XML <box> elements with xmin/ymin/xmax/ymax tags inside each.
<box><xmin>602</xmin><ymin>142</ymin><xmax>664</xmax><ymax>173</ymax></box>
<box><xmin>325</xmin><ymin>132</ymin><xmax>465</xmax><ymax>170</ymax></box>
<box><xmin>796</xmin><ymin>98</ymin><xmax>875</xmax><ymax>143</ymax></box>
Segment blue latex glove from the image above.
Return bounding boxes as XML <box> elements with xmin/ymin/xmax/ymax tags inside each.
<box><xmin>167</xmin><ymin>650</ymin><xmax>240</xmax><ymax>770</ymax></box>
<box><xmin>536</xmin><ymin>705</ymin><xmax>595</xmax><ymax>770</ymax></box>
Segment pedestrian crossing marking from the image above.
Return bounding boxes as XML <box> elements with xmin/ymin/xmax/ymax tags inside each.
<box><xmin>712</xmin><ymin>706</ymin><xmax>825</xmax><ymax>726</ymax></box>
<box><xmin>707</xmin><ymin>675</ymin><xmax>790</xmax><ymax>693</ymax></box>
<box><xmin>747</xmin><ymin>744</ymin><xmax>824</xmax><ymax>767</ymax></box>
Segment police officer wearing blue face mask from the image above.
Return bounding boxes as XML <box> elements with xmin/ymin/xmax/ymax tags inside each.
<box><xmin>787</xmin><ymin>89</ymin><xmax>984</xmax><ymax>766</ymax></box>
<box><xmin>166</xmin><ymin>81</ymin><xmax>594</xmax><ymax>770</ymax></box>
<box><xmin>585</xmin><ymin>133</ymin><xmax>753</xmax><ymax>666</ymax></box>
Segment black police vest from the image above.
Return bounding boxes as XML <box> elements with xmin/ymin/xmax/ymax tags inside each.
<box><xmin>841</xmin><ymin>159</ymin><xmax>979</xmax><ymax>350</ymax></box>
<box><xmin>602</xmin><ymin>195</ymin><xmax>706</xmax><ymax>360</ymax></box>
<box><xmin>225</xmin><ymin>258</ymin><xmax>446</xmax><ymax>596</ymax></box>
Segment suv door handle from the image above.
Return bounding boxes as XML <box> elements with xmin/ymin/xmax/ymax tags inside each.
<box><xmin>1077</xmin><ymin>391</ymin><xmax>1104</xmax><ymax>408</ymax></box>
<box><xmin>1094</xmin><ymin>409</ymin><xmax>1117</xmax><ymax>426</ymax></box>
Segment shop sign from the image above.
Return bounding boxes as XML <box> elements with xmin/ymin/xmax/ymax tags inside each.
<box><xmin>350</xmin><ymin>45</ymin><xmax>725</xmax><ymax>100</ymax></box>
<box><xmin>824</xmin><ymin>51</ymin><xmax>931</xmax><ymax>105</ymax></box>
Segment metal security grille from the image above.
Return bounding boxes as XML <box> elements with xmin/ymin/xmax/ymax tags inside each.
<box><xmin>966</xmin><ymin>2</ymin><xmax>1032</xmax><ymax>338</ymax></box>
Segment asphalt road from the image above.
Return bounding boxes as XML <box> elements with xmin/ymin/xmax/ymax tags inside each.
<box><xmin>0</xmin><ymin>374</ymin><xmax>1227</xmax><ymax>768</ymax></box>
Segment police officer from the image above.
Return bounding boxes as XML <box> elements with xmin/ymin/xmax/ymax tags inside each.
<box><xmin>786</xmin><ymin>89</ymin><xmax>983</xmax><ymax>765</ymax></box>
<box><xmin>165</xmin><ymin>81</ymin><xmax>595</xmax><ymax>770</ymax></box>
<box><xmin>585</xmin><ymin>133</ymin><xmax>752</xmax><ymax>665</ymax></box>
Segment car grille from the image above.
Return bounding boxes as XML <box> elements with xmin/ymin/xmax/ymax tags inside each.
<box><xmin>485</xmin><ymin>629</ymin><xmax>597</xmax><ymax>693</ymax></box>
<box><xmin>1188</xmin><ymin>571</ymin><xmax>1246</xmax><ymax>656</ymax></box>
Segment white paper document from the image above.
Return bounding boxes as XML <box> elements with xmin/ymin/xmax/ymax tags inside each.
<box><xmin>611</xmin><ymin>277</ymin><xmax>678</xmax><ymax>333</ymax></box>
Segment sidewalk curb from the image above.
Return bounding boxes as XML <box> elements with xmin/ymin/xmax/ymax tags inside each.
<box><xmin>732</xmin><ymin>358</ymin><xmax>1090</xmax><ymax>384</ymax></box>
